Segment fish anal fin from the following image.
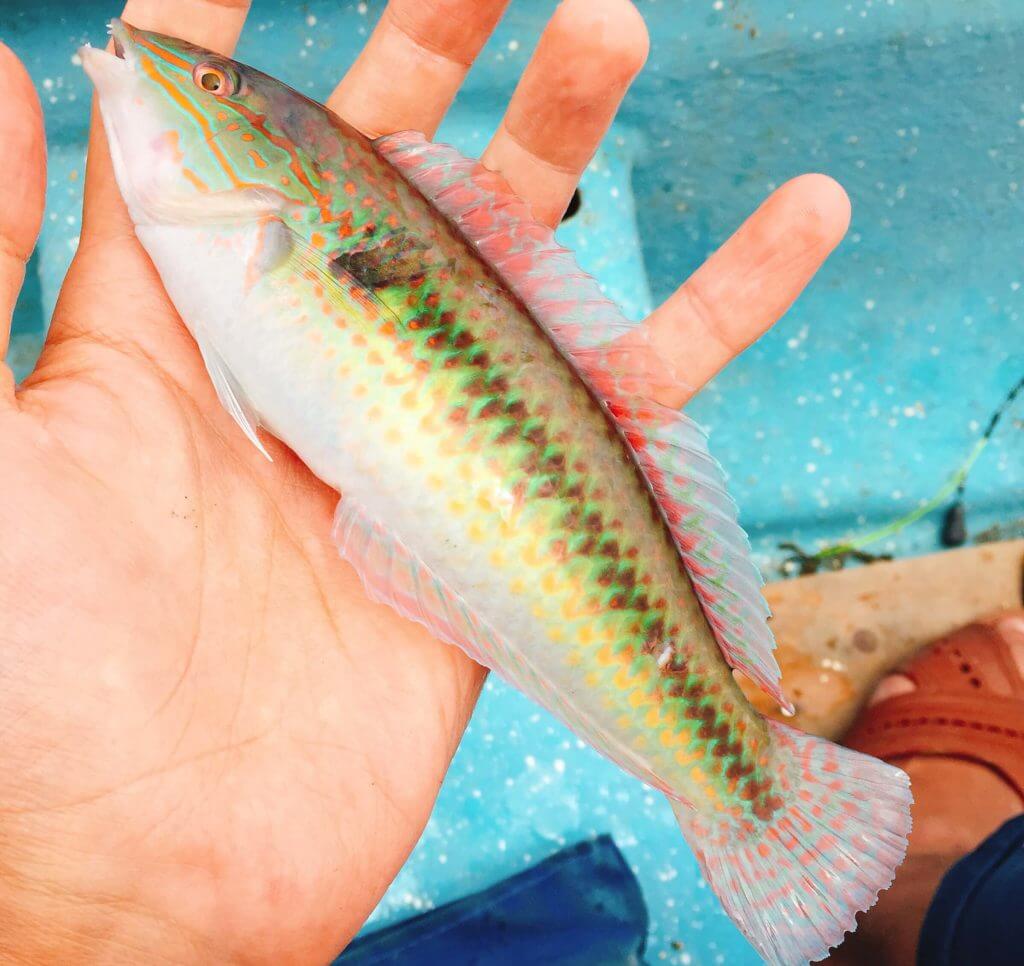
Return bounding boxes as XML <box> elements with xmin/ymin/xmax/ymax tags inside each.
<box><xmin>333</xmin><ymin>498</ymin><xmax>513</xmax><ymax>674</ymax></box>
<box><xmin>332</xmin><ymin>498</ymin><xmax>669</xmax><ymax>791</ymax></box>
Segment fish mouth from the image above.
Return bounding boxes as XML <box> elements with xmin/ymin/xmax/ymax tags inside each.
<box><xmin>109</xmin><ymin>18</ymin><xmax>135</xmax><ymax>64</ymax></box>
<box><xmin>78</xmin><ymin>19</ymin><xmax>153</xmax><ymax>223</ymax></box>
<box><xmin>79</xmin><ymin>18</ymin><xmax>138</xmax><ymax>77</ymax></box>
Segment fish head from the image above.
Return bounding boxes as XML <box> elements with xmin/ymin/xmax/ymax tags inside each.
<box><xmin>80</xmin><ymin>19</ymin><xmax>330</xmax><ymax>226</ymax></box>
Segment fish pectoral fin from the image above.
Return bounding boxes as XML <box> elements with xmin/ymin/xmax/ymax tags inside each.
<box><xmin>279</xmin><ymin>229</ymin><xmax>405</xmax><ymax>333</ymax></box>
<box><xmin>194</xmin><ymin>330</ymin><xmax>272</xmax><ymax>462</ymax></box>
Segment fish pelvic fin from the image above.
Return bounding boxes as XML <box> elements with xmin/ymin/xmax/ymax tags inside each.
<box><xmin>194</xmin><ymin>327</ymin><xmax>272</xmax><ymax>462</ymax></box>
<box><xmin>671</xmin><ymin>720</ymin><xmax>911</xmax><ymax>966</ymax></box>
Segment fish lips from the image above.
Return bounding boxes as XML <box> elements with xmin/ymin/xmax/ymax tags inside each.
<box><xmin>78</xmin><ymin>20</ymin><xmax>168</xmax><ymax>225</ymax></box>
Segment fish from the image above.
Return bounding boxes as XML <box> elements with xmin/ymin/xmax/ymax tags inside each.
<box><xmin>81</xmin><ymin>20</ymin><xmax>911</xmax><ymax>964</ymax></box>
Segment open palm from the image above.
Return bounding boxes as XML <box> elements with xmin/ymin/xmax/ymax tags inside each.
<box><xmin>0</xmin><ymin>0</ymin><xmax>850</xmax><ymax>961</ymax></box>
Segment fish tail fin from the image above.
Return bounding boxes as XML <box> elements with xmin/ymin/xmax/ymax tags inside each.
<box><xmin>670</xmin><ymin>719</ymin><xmax>912</xmax><ymax>965</ymax></box>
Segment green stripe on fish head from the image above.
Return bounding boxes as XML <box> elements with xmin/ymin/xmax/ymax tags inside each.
<box><xmin>81</xmin><ymin>20</ymin><xmax>328</xmax><ymax>225</ymax></box>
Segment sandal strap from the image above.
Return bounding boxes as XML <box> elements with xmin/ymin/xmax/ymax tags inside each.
<box><xmin>900</xmin><ymin>622</ymin><xmax>1024</xmax><ymax>699</ymax></box>
<box><xmin>845</xmin><ymin>690</ymin><xmax>1024</xmax><ymax>799</ymax></box>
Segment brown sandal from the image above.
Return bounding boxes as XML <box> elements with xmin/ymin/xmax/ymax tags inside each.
<box><xmin>845</xmin><ymin>620</ymin><xmax>1024</xmax><ymax>798</ymax></box>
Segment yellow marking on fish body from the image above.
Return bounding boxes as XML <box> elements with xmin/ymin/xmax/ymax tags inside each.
<box><xmin>612</xmin><ymin>667</ymin><xmax>634</xmax><ymax>690</ymax></box>
<box><xmin>183</xmin><ymin>168</ymin><xmax>209</xmax><ymax>192</ymax></box>
<box><xmin>662</xmin><ymin>728</ymin><xmax>688</xmax><ymax>749</ymax></box>
<box><xmin>522</xmin><ymin>545</ymin><xmax>542</xmax><ymax>567</ymax></box>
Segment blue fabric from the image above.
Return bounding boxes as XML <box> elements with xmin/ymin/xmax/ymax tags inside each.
<box><xmin>917</xmin><ymin>814</ymin><xmax>1024</xmax><ymax>965</ymax></box>
<box><xmin>335</xmin><ymin>835</ymin><xmax>649</xmax><ymax>965</ymax></box>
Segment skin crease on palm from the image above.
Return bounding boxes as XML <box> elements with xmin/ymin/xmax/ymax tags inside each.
<box><xmin>0</xmin><ymin>0</ymin><xmax>852</xmax><ymax>961</ymax></box>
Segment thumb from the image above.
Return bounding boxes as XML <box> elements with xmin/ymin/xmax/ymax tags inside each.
<box><xmin>0</xmin><ymin>41</ymin><xmax>46</xmax><ymax>397</ymax></box>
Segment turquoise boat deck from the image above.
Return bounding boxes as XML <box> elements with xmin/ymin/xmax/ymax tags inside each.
<box><xmin>4</xmin><ymin>1</ymin><xmax>1021</xmax><ymax>962</ymax></box>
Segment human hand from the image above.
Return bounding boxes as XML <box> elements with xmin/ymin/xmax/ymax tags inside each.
<box><xmin>0</xmin><ymin>1</ymin><xmax>850</xmax><ymax>961</ymax></box>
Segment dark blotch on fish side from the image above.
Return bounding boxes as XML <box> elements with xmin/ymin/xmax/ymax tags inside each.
<box><xmin>328</xmin><ymin>231</ymin><xmax>428</xmax><ymax>289</ymax></box>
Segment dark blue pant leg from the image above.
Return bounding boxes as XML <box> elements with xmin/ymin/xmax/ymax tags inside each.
<box><xmin>336</xmin><ymin>835</ymin><xmax>649</xmax><ymax>966</ymax></box>
<box><xmin>917</xmin><ymin>814</ymin><xmax>1024</xmax><ymax>965</ymax></box>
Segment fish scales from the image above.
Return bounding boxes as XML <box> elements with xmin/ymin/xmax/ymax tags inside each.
<box><xmin>253</xmin><ymin>120</ymin><xmax>772</xmax><ymax>812</ymax></box>
<box><xmin>84</xmin><ymin>23</ymin><xmax>913</xmax><ymax>965</ymax></box>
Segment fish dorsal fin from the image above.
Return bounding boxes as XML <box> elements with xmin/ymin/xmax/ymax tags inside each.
<box><xmin>376</xmin><ymin>132</ymin><xmax>789</xmax><ymax>712</ymax></box>
<box><xmin>613</xmin><ymin>402</ymin><xmax>789</xmax><ymax>712</ymax></box>
<box><xmin>375</xmin><ymin>133</ymin><xmax>634</xmax><ymax>356</ymax></box>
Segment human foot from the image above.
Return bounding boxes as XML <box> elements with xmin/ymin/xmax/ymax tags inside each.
<box><xmin>829</xmin><ymin>613</ymin><xmax>1024</xmax><ymax>964</ymax></box>
<box><xmin>860</xmin><ymin>614</ymin><xmax>1024</xmax><ymax>851</ymax></box>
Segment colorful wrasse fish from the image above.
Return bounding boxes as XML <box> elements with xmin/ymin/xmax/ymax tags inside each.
<box><xmin>82</xmin><ymin>21</ymin><xmax>911</xmax><ymax>964</ymax></box>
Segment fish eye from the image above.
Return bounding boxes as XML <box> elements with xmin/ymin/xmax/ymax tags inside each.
<box><xmin>192</xmin><ymin>62</ymin><xmax>240</xmax><ymax>97</ymax></box>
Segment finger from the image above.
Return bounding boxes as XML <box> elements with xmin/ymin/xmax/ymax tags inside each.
<box><xmin>0</xmin><ymin>42</ymin><xmax>46</xmax><ymax>394</ymax></box>
<box><xmin>80</xmin><ymin>0</ymin><xmax>252</xmax><ymax>248</ymax></box>
<box><xmin>328</xmin><ymin>0</ymin><xmax>511</xmax><ymax>138</ymax></box>
<box><xmin>481</xmin><ymin>0</ymin><xmax>648</xmax><ymax>227</ymax></box>
<box><xmin>624</xmin><ymin>174</ymin><xmax>852</xmax><ymax>408</ymax></box>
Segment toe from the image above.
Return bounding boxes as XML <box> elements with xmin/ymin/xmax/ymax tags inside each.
<box><xmin>993</xmin><ymin>612</ymin><xmax>1024</xmax><ymax>677</ymax></box>
<box><xmin>867</xmin><ymin>672</ymin><xmax>915</xmax><ymax>707</ymax></box>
